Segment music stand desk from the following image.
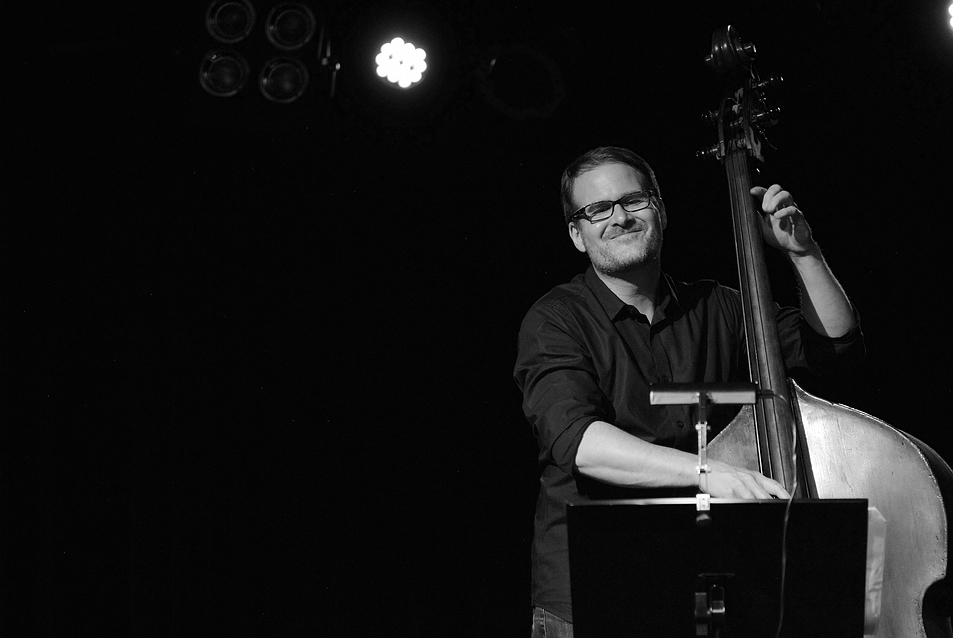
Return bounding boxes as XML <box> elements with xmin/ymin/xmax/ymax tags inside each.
<box><xmin>568</xmin><ymin>497</ymin><xmax>868</xmax><ymax>638</ymax></box>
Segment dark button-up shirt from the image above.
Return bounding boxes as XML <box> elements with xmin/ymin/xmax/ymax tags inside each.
<box><xmin>513</xmin><ymin>266</ymin><xmax>864</xmax><ymax>622</ymax></box>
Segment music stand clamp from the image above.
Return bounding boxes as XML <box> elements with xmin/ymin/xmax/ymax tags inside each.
<box><xmin>650</xmin><ymin>383</ymin><xmax>758</xmax><ymax>523</ymax></box>
<box><xmin>695</xmin><ymin>573</ymin><xmax>731</xmax><ymax>637</ymax></box>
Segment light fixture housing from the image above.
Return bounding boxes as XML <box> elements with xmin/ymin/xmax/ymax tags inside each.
<box><xmin>266</xmin><ymin>3</ymin><xmax>317</xmax><ymax>51</ymax></box>
<box><xmin>199</xmin><ymin>50</ymin><xmax>251</xmax><ymax>96</ymax></box>
<box><xmin>259</xmin><ymin>57</ymin><xmax>310</xmax><ymax>103</ymax></box>
<box><xmin>205</xmin><ymin>0</ymin><xmax>256</xmax><ymax>44</ymax></box>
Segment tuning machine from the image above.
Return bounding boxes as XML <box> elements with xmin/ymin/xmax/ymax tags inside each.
<box><xmin>696</xmin><ymin>141</ymin><xmax>725</xmax><ymax>160</ymax></box>
<box><xmin>752</xmin><ymin>106</ymin><xmax>781</xmax><ymax>128</ymax></box>
<box><xmin>754</xmin><ymin>75</ymin><xmax>783</xmax><ymax>91</ymax></box>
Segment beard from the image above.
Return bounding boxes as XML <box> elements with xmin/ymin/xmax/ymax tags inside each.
<box><xmin>583</xmin><ymin>225</ymin><xmax>663</xmax><ymax>276</ymax></box>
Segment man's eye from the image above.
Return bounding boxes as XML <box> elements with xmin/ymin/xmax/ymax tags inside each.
<box><xmin>586</xmin><ymin>202</ymin><xmax>612</xmax><ymax>216</ymax></box>
<box><xmin>621</xmin><ymin>194</ymin><xmax>647</xmax><ymax>205</ymax></box>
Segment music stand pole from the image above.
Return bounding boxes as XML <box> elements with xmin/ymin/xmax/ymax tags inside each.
<box><xmin>650</xmin><ymin>383</ymin><xmax>760</xmax><ymax>636</ymax></box>
<box><xmin>649</xmin><ymin>382</ymin><xmax>760</xmax><ymax>523</ymax></box>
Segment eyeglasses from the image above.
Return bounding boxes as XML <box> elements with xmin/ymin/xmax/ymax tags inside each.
<box><xmin>569</xmin><ymin>189</ymin><xmax>660</xmax><ymax>224</ymax></box>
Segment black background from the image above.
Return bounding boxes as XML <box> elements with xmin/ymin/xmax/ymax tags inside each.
<box><xmin>8</xmin><ymin>0</ymin><xmax>953</xmax><ymax>635</ymax></box>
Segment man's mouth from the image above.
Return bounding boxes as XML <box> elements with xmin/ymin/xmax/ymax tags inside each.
<box><xmin>608</xmin><ymin>228</ymin><xmax>644</xmax><ymax>240</ymax></box>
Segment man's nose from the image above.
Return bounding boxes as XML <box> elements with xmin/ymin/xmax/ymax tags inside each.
<box><xmin>608</xmin><ymin>202</ymin><xmax>630</xmax><ymax>224</ymax></box>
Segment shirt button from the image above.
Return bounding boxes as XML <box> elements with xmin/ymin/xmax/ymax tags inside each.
<box><xmin>676</xmin><ymin>420</ymin><xmax>685</xmax><ymax>428</ymax></box>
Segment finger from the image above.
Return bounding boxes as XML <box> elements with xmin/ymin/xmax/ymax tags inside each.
<box><xmin>751</xmin><ymin>184</ymin><xmax>782</xmax><ymax>196</ymax></box>
<box><xmin>772</xmin><ymin>206</ymin><xmax>799</xmax><ymax>218</ymax></box>
<box><xmin>761</xmin><ymin>478</ymin><xmax>791</xmax><ymax>500</ymax></box>
<box><xmin>771</xmin><ymin>211</ymin><xmax>802</xmax><ymax>236</ymax></box>
<box><xmin>769</xmin><ymin>190</ymin><xmax>795</xmax><ymax>215</ymax></box>
<box><xmin>735</xmin><ymin>471</ymin><xmax>790</xmax><ymax>500</ymax></box>
<box><xmin>742</xmin><ymin>474</ymin><xmax>774</xmax><ymax>500</ymax></box>
<box><xmin>761</xmin><ymin>184</ymin><xmax>784</xmax><ymax>203</ymax></box>
<box><xmin>717</xmin><ymin>472</ymin><xmax>765</xmax><ymax>499</ymax></box>
<box><xmin>751</xmin><ymin>185</ymin><xmax>794</xmax><ymax>216</ymax></box>
<box><xmin>750</xmin><ymin>185</ymin><xmax>774</xmax><ymax>213</ymax></box>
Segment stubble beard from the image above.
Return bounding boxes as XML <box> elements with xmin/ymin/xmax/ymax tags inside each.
<box><xmin>585</xmin><ymin>227</ymin><xmax>663</xmax><ymax>277</ymax></box>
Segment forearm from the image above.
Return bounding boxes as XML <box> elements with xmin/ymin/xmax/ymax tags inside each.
<box><xmin>574</xmin><ymin>420</ymin><xmax>700</xmax><ymax>489</ymax></box>
<box><xmin>575</xmin><ymin>420</ymin><xmax>792</xmax><ymax>499</ymax></box>
<box><xmin>789</xmin><ymin>245</ymin><xmax>856</xmax><ymax>338</ymax></box>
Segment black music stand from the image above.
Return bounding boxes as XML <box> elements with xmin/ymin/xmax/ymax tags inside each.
<box><xmin>567</xmin><ymin>498</ymin><xmax>869</xmax><ymax>638</ymax></box>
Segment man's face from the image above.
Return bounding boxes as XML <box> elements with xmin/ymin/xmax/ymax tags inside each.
<box><xmin>568</xmin><ymin>163</ymin><xmax>667</xmax><ymax>276</ymax></box>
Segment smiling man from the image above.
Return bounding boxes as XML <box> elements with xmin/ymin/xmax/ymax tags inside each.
<box><xmin>567</xmin><ymin>161</ymin><xmax>666</xmax><ymax>318</ymax></box>
<box><xmin>514</xmin><ymin>146</ymin><xmax>864</xmax><ymax>636</ymax></box>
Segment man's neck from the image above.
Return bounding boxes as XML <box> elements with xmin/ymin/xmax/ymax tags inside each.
<box><xmin>594</xmin><ymin>263</ymin><xmax>661</xmax><ymax>322</ymax></box>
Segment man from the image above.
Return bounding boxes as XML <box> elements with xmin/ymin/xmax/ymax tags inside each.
<box><xmin>513</xmin><ymin>146</ymin><xmax>863</xmax><ymax>636</ymax></box>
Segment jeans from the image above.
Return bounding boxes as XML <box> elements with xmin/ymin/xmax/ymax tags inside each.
<box><xmin>531</xmin><ymin>607</ymin><xmax>573</xmax><ymax>638</ymax></box>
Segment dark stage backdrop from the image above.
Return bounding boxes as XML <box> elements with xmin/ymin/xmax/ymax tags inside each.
<box><xmin>8</xmin><ymin>0</ymin><xmax>952</xmax><ymax>635</ymax></box>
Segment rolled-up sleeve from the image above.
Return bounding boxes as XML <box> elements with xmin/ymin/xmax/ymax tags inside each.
<box><xmin>776</xmin><ymin>306</ymin><xmax>866</xmax><ymax>376</ymax></box>
<box><xmin>514</xmin><ymin>303</ymin><xmax>614</xmax><ymax>475</ymax></box>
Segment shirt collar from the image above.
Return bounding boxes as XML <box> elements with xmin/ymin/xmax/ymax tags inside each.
<box><xmin>584</xmin><ymin>266</ymin><xmax>683</xmax><ymax>323</ymax></box>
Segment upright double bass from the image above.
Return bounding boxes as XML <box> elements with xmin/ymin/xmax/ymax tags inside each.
<box><xmin>700</xmin><ymin>26</ymin><xmax>953</xmax><ymax>638</ymax></box>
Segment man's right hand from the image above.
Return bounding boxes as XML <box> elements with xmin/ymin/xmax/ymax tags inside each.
<box><xmin>705</xmin><ymin>459</ymin><xmax>791</xmax><ymax>499</ymax></box>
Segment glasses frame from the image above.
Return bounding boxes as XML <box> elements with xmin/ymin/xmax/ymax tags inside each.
<box><xmin>569</xmin><ymin>189</ymin><xmax>660</xmax><ymax>224</ymax></box>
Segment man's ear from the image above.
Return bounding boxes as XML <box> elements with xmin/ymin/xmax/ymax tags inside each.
<box><xmin>568</xmin><ymin>222</ymin><xmax>587</xmax><ymax>253</ymax></box>
<box><xmin>658</xmin><ymin>201</ymin><xmax>668</xmax><ymax>230</ymax></box>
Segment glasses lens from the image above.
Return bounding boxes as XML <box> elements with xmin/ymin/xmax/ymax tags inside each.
<box><xmin>619</xmin><ymin>192</ymin><xmax>653</xmax><ymax>212</ymax></box>
<box><xmin>584</xmin><ymin>202</ymin><xmax>613</xmax><ymax>220</ymax></box>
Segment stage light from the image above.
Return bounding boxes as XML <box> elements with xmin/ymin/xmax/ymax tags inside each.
<box><xmin>375</xmin><ymin>37</ymin><xmax>427</xmax><ymax>89</ymax></box>
<box><xmin>205</xmin><ymin>0</ymin><xmax>256</xmax><ymax>44</ymax></box>
<box><xmin>265</xmin><ymin>3</ymin><xmax>316</xmax><ymax>50</ymax></box>
<box><xmin>948</xmin><ymin>2</ymin><xmax>953</xmax><ymax>29</ymax></box>
<box><xmin>199</xmin><ymin>50</ymin><xmax>251</xmax><ymax>96</ymax></box>
<box><xmin>259</xmin><ymin>57</ymin><xmax>309</xmax><ymax>103</ymax></box>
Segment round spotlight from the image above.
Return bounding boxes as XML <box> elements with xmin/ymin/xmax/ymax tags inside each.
<box><xmin>259</xmin><ymin>57</ymin><xmax>309</xmax><ymax>103</ymax></box>
<box><xmin>205</xmin><ymin>0</ymin><xmax>256</xmax><ymax>43</ymax></box>
<box><xmin>199</xmin><ymin>50</ymin><xmax>251</xmax><ymax>97</ymax></box>
<box><xmin>266</xmin><ymin>3</ymin><xmax>316</xmax><ymax>51</ymax></box>
<box><xmin>375</xmin><ymin>37</ymin><xmax>427</xmax><ymax>89</ymax></box>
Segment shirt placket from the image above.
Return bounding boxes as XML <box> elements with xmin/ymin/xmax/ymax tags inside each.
<box><xmin>651</xmin><ymin>323</ymin><xmax>693</xmax><ymax>448</ymax></box>
<box><xmin>614</xmin><ymin>309</ymin><xmax>680</xmax><ymax>446</ymax></box>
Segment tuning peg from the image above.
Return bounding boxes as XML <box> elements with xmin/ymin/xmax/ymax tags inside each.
<box><xmin>752</xmin><ymin>107</ymin><xmax>781</xmax><ymax>127</ymax></box>
<box><xmin>696</xmin><ymin>144</ymin><xmax>723</xmax><ymax>160</ymax></box>
<box><xmin>754</xmin><ymin>75</ymin><xmax>783</xmax><ymax>91</ymax></box>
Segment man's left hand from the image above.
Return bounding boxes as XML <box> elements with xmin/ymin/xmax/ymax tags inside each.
<box><xmin>751</xmin><ymin>184</ymin><xmax>817</xmax><ymax>257</ymax></box>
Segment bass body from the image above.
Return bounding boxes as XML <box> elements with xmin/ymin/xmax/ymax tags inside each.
<box><xmin>710</xmin><ymin>382</ymin><xmax>951</xmax><ymax>637</ymax></box>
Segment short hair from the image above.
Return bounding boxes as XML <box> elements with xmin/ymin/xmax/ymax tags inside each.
<box><xmin>560</xmin><ymin>146</ymin><xmax>662</xmax><ymax>224</ymax></box>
